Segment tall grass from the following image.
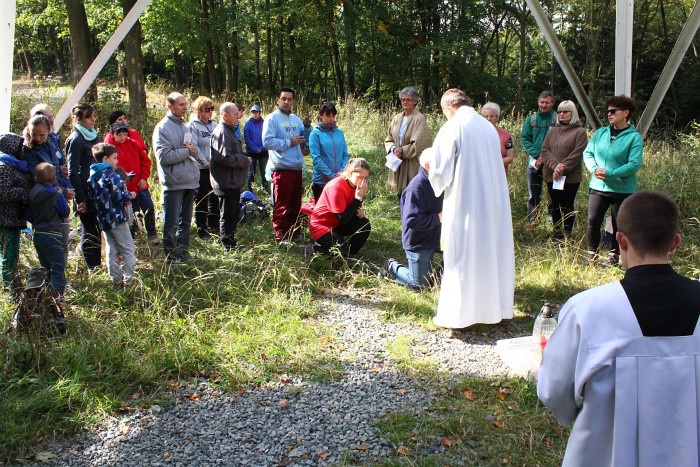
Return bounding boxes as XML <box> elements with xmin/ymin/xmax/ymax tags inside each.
<box><xmin>3</xmin><ymin>84</ymin><xmax>700</xmax><ymax>462</ymax></box>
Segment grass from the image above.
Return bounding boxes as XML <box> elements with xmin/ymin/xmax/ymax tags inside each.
<box><xmin>3</xmin><ymin>84</ymin><xmax>700</xmax><ymax>463</ymax></box>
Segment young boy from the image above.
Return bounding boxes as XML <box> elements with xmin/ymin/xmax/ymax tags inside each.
<box><xmin>88</xmin><ymin>143</ymin><xmax>137</xmax><ymax>286</ymax></box>
<box><xmin>108</xmin><ymin>121</ymin><xmax>160</xmax><ymax>244</ymax></box>
<box><xmin>29</xmin><ymin>162</ymin><xmax>70</xmax><ymax>299</ymax></box>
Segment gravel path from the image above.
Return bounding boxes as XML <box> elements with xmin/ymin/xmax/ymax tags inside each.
<box><xmin>34</xmin><ymin>292</ymin><xmax>526</xmax><ymax>466</ymax></box>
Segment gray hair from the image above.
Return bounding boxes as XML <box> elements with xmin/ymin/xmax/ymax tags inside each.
<box><xmin>220</xmin><ymin>102</ymin><xmax>238</xmax><ymax>115</ymax></box>
<box><xmin>481</xmin><ymin>102</ymin><xmax>501</xmax><ymax>118</ymax></box>
<box><xmin>557</xmin><ymin>100</ymin><xmax>580</xmax><ymax>125</ymax></box>
<box><xmin>29</xmin><ymin>103</ymin><xmax>52</xmax><ymax>118</ymax></box>
<box><xmin>419</xmin><ymin>148</ymin><xmax>434</xmax><ymax>167</ymax></box>
<box><xmin>166</xmin><ymin>92</ymin><xmax>185</xmax><ymax>105</ymax></box>
<box><xmin>398</xmin><ymin>87</ymin><xmax>420</xmax><ymax>104</ymax></box>
<box><xmin>440</xmin><ymin>89</ymin><xmax>470</xmax><ymax>109</ymax></box>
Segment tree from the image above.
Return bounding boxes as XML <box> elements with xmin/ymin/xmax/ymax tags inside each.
<box><xmin>64</xmin><ymin>0</ymin><xmax>97</xmax><ymax>102</ymax></box>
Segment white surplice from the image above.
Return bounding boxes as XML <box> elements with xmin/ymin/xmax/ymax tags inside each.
<box><xmin>428</xmin><ymin>105</ymin><xmax>515</xmax><ymax>328</ymax></box>
<box><xmin>538</xmin><ymin>282</ymin><xmax>700</xmax><ymax>467</ymax></box>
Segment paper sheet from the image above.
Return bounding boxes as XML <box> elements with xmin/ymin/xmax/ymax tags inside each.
<box><xmin>552</xmin><ymin>175</ymin><xmax>566</xmax><ymax>190</ymax></box>
<box><xmin>385</xmin><ymin>153</ymin><xmax>402</xmax><ymax>172</ymax></box>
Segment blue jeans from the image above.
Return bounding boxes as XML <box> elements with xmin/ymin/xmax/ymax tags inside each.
<box><xmin>162</xmin><ymin>189</ymin><xmax>195</xmax><ymax>261</ymax></box>
<box><xmin>389</xmin><ymin>249</ymin><xmax>435</xmax><ymax>290</ymax></box>
<box><xmin>134</xmin><ymin>189</ymin><xmax>157</xmax><ymax>238</ymax></box>
<box><xmin>33</xmin><ymin>230</ymin><xmax>66</xmax><ymax>296</ymax></box>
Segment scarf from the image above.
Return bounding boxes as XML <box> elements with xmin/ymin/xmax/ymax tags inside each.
<box><xmin>316</xmin><ymin>122</ymin><xmax>337</xmax><ymax>132</ymax></box>
<box><xmin>0</xmin><ymin>153</ymin><xmax>30</xmax><ymax>173</ymax></box>
<box><xmin>76</xmin><ymin>124</ymin><xmax>98</xmax><ymax>141</ymax></box>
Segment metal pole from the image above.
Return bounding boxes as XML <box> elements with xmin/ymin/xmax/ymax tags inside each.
<box><xmin>525</xmin><ymin>0</ymin><xmax>603</xmax><ymax>129</ymax></box>
<box><xmin>615</xmin><ymin>0</ymin><xmax>634</xmax><ymax>96</ymax></box>
<box><xmin>54</xmin><ymin>0</ymin><xmax>152</xmax><ymax>130</ymax></box>
<box><xmin>638</xmin><ymin>1</ymin><xmax>700</xmax><ymax>138</ymax></box>
<box><xmin>0</xmin><ymin>0</ymin><xmax>17</xmax><ymax>133</ymax></box>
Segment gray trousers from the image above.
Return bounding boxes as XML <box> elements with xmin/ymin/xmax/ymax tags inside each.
<box><xmin>104</xmin><ymin>222</ymin><xmax>136</xmax><ymax>285</ymax></box>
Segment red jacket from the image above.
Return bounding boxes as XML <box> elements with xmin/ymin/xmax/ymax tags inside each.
<box><xmin>112</xmin><ymin>136</ymin><xmax>152</xmax><ymax>192</ymax></box>
<box><xmin>105</xmin><ymin>129</ymin><xmax>148</xmax><ymax>158</ymax></box>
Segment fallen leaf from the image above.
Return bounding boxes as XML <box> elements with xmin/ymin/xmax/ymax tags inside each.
<box><xmin>120</xmin><ymin>424</ymin><xmax>131</xmax><ymax>435</ymax></box>
<box><xmin>463</xmin><ymin>389</ymin><xmax>475</xmax><ymax>400</ymax></box>
<box><xmin>168</xmin><ymin>380</ymin><xmax>180</xmax><ymax>388</ymax></box>
<box><xmin>183</xmin><ymin>393</ymin><xmax>200</xmax><ymax>401</ymax></box>
<box><xmin>394</xmin><ymin>388</ymin><xmax>406</xmax><ymax>395</ymax></box>
<box><xmin>501</xmin><ymin>458</ymin><xmax>510</xmax><ymax>464</ymax></box>
<box><xmin>130</xmin><ymin>391</ymin><xmax>143</xmax><ymax>400</ymax></box>
<box><xmin>441</xmin><ymin>437</ymin><xmax>458</xmax><ymax>447</ymax></box>
<box><xmin>355</xmin><ymin>445</ymin><xmax>370</xmax><ymax>451</ymax></box>
<box><xmin>369</xmin><ymin>366</ymin><xmax>382</xmax><ymax>372</ymax></box>
<box><xmin>279</xmin><ymin>375</ymin><xmax>292</xmax><ymax>384</ymax></box>
<box><xmin>34</xmin><ymin>451</ymin><xmax>57</xmax><ymax>462</ymax></box>
<box><xmin>397</xmin><ymin>446</ymin><xmax>410</xmax><ymax>456</ymax></box>
<box><xmin>497</xmin><ymin>389</ymin><xmax>507</xmax><ymax>400</ymax></box>
<box><xmin>278</xmin><ymin>398</ymin><xmax>291</xmax><ymax>409</ymax></box>
<box><xmin>235</xmin><ymin>390</ymin><xmax>246</xmax><ymax>396</ymax></box>
<box><xmin>493</xmin><ymin>420</ymin><xmax>504</xmax><ymax>428</ymax></box>
<box><xmin>318</xmin><ymin>450</ymin><xmax>332</xmax><ymax>461</ymax></box>
<box><xmin>545</xmin><ymin>437</ymin><xmax>555</xmax><ymax>447</ymax></box>
<box><xmin>163</xmin><ymin>452</ymin><xmax>170</xmax><ymax>459</ymax></box>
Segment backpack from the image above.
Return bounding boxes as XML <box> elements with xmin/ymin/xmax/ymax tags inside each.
<box><xmin>9</xmin><ymin>268</ymin><xmax>66</xmax><ymax>336</ymax></box>
<box><xmin>239</xmin><ymin>191</ymin><xmax>268</xmax><ymax>223</ymax></box>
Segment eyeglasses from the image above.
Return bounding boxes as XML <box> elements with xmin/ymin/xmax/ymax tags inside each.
<box><xmin>202</xmin><ymin>107</ymin><xmax>215</xmax><ymax>112</ymax></box>
<box><xmin>400</xmin><ymin>98</ymin><xmax>415</xmax><ymax>103</ymax></box>
<box><xmin>557</xmin><ymin>110</ymin><xmax>571</xmax><ymax>114</ymax></box>
<box><xmin>607</xmin><ymin>108</ymin><xmax>622</xmax><ymax>115</ymax></box>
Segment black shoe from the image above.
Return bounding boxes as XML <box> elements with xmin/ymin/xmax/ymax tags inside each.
<box><xmin>602</xmin><ymin>253</ymin><xmax>620</xmax><ymax>269</ymax></box>
<box><xmin>383</xmin><ymin>257</ymin><xmax>398</xmax><ymax>279</ymax></box>
<box><xmin>198</xmin><ymin>230</ymin><xmax>212</xmax><ymax>240</ymax></box>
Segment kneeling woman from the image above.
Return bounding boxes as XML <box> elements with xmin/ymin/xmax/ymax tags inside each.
<box><xmin>309</xmin><ymin>158</ymin><xmax>371</xmax><ymax>257</ymax></box>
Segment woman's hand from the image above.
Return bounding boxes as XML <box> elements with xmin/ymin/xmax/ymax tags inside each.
<box><xmin>76</xmin><ymin>201</ymin><xmax>87</xmax><ymax>214</ymax></box>
<box><xmin>594</xmin><ymin>168</ymin><xmax>606</xmax><ymax>180</ymax></box>
<box><xmin>356</xmin><ymin>178</ymin><xmax>369</xmax><ymax>199</ymax></box>
<box><xmin>357</xmin><ymin>208</ymin><xmax>365</xmax><ymax>219</ymax></box>
<box><xmin>553</xmin><ymin>163</ymin><xmax>566</xmax><ymax>179</ymax></box>
<box><xmin>138</xmin><ymin>179</ymin><xmax>148</xmax><ymax>190</ymax></box>
<box><xmin>393</xmin><ymin>147</ymin><xmax>404</xmax><ymax>159</ymax></box>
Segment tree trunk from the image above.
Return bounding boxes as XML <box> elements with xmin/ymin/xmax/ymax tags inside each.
<box><xmin>278</xmin><ymin>16</ymin><xmax>285</xmax><ymax>86</ymax></box>
<box><xmin>230</xmin><ymin>0</ymin><xmax>240</xmax><ymax>94</ymax></box>
<box><xmin>266</xmin><ymin>0</ymin><xmax>274</xmax><ymax>95</ymax></box>
<box><xmin>48</xmin><ymin>25</ymin><xmax>67</xmax><ymax>77</ymax></box>
<box><xmin>254</xmin><ymin>22</ymin><xmax>261</xmax><ymax>89</ymax></box>
<box><xmin>515</xmin><ymin>0</ymin><xmax>527</xmax><ymax>116</ymax></box>
<box><xmin>64</xmin><ymin>0</ymin><xmax>97</xmax><ymax>102</ymax></box>
<box><xmin>344</xmin><ymin>0</ymin><xmax>357</xmax><ymax>96</ymax></box>
<box><xmin>200</xmin><ymin>0</ymin><xmax>220</xmax><ymax>96</ymax></box>
<box><xmin>173</xmin><ymin>50</ymin><xmax>182</xmax><ymax>87</ymax></box>
<box><xmin>122</xmin><ymin>0</ymin><xmax>147</xmax><ymax>127</ymax></box>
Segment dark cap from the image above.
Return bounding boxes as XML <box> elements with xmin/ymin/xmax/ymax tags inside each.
<box><xmin>111</xmin><ymin>122</ymin><xmax>129</xmax><ymax>133</ymax></box>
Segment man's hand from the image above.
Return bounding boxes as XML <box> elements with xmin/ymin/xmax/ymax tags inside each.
<box><xmin>184</xmin><ymin>141</ymin><xmax>196</xmax><ymax>154</ymax></box>
<box><xmin>138</xmin><ymin>179</ymin><xmax>148</xmax><ymax>191</ymax></box>
<box><xmin>61</xmin><ymin>165</ymin><xmax>68</xmax><ymax>177</ymax></box>
<box><xmin>292</xmin><ymin>135</ymin><xmax>305</xmax><ymax>146</ymax></box>
<box><xmin>438</xmin><ymin>212</ymin><xmax>443</xmax><ymax>223</ymax></box>
<box><xmin>77</xmin><ymin>201</ymin><xmax>87</xmax><ymax>214</ymax></box>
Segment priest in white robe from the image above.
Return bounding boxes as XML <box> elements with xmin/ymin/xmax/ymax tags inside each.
<box><xmin>427</xmin><ymin>88</ymin><xmax>515</xmax><ymax>329</ymax></box>
<box><xmin>538</xmin><ymin>191</ymin><xmax>700</xmax><ymax>467</ymax></box>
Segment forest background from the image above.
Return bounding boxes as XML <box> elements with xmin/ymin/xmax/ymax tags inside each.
<box><xmin>12</xmin><ymin>0</ymin><xmax>700</xmax><ymax>133</ymax></box>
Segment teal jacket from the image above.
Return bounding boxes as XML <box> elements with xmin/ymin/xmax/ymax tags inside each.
<box><xmin>583</xmin><ymin>125</ymin><xmax>643</xmax><ymax>194</ymax></box>
<box><xmin>520</xmin><ymin>110</ymin><xmax>556</xmax><ymax>160</ymax></box>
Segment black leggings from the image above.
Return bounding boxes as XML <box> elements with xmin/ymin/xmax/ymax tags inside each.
<box><xmin>315</xmin><ymin>216</ymin><xmax>371</xmax><ymax>257</ymax></box>
<box><xmin>546</xmin><ymin>182</ymin><xmax>580</xmax><ymax>238</ymax></box>
<box><xmin>587</xmin><ymin>191</ymin><xmax>630</xmax><ymax>254</ymax></box>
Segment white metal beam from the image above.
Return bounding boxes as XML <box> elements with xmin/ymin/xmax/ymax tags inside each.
<box><xmin>0</xmin><ymin>0</ymin><xmax>17</xmax><ymax>134</ymax></box>
<box><xmin>615</xmin><ymin>0</ymin><xmax>634</xmax><ymax>96</ymax></box>
<box><xmin>53</xmin><ymin>0</ymin><xmax>152</xmax><ymax>130</ymax></box>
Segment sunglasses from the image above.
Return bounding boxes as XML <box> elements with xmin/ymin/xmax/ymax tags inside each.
<box><xmin>607</xmin><ymin>108</ymin><xmax>622</xmax><ymax>115</ymax></box>
<box><xmin>557</xmin><ymin>110</ymin><xmax>571</xmax><ymax>114</ymax></box>
<box><xmin>321</xmin><ymin>101</ymin><xmax>336</xmax><ymax>109</ymax></box>
<box><xmin>202</xmin><ymin>107</ymin><xmax>215</xmax><ymax>112</ymax></box>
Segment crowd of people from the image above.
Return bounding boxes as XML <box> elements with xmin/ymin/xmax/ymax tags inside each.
<box><xmin>3</xmin><ymin>84</ymin><xmax>700</xmax><ymax>466</ymax></box>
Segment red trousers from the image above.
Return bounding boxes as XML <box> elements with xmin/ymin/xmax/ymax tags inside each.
<box><xmin>271</xmin><ymin>170</ymin><xmax>303</xmax><ymax>240</ymax></box>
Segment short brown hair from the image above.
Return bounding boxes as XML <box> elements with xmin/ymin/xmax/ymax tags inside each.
<box><xmin>440</xmin><ymin>89</ymin><xmax>470</xmax><ymax>109</ymax></box>
<box><xmin>192</xmin><ymin>96</ymin><xmax>214</xmax><ymax>112</ymax></box>
<box><xmin>92</xmin><ymin>143</ymin><xmax>118</xmax><ymax>162</ymax></box>
<box><xmin>34</xmin><ymin>162</ymin><xmax>56</xmax><ymax>184</ymax></box>
<box><xmin>617</xmin><ymin>191</ymin><xmax>679</xmax><ymax>256</ymax></box>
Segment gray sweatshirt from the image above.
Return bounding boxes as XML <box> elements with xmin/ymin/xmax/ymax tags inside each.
<box><xmin>152</xmin><ymin>113</ymin><xmax>207</xmax><ymax>191</ymax></box>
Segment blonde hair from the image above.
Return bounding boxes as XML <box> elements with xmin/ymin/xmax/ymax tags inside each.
<box><xmin>341</xmin><ymin>158</ymin><xmax>370</xmax><ymax>179</ymax></box>
<box><xmin>192</xmin><ymin>96</ymin><xmax>214</xmax><ymax>112</ymax></box>
<box><xmin>557</xmin><ymin>100</ymin><xmax>580</xmax><ymax>125</ymax></box>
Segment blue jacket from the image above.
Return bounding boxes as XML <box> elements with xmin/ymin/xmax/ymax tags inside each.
<box><xmin>262</xmin><ymin>108</ymin><xmax>304</xmax><ymax>170</ymax></box>
<box><xmin>24</xmin><ymin>140</ymin><xmax>74</xmax><ymax>193</ymax></box>
<box><xmin>87</xmin><ymin>163</ymin><xmax>132</xmax><ymax>230</ymax></box>
<box><xmin>244</xmin><ymin>117</ymin><xmax>266</xmax><ymax>154</ymax></box>
<box><xmin>309</xmin><ymin>123</ymin><xmax>349</xmax><ymax>186</ymax></box>
<box><xmin>583</xmin><ymin>124</ymin><xmax>643</xmax><ymax>194</ymax></box>
<box><xmin>400</xmin><ymin>167</ymin><xmax>443</xmax><ymax>252</ymax></box>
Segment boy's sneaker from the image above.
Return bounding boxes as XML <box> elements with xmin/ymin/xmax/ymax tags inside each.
<box><xmin>602</xmin><ymin>253</ymin><xmax>620</xmax><ymax>269</ymax></box>
<box><xmin>149</xmin><ymin>235</ymin><xmax>161</xmax><ymax>245</ymax></box>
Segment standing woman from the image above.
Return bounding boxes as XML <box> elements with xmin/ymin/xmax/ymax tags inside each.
<box><xmin>188</xmin><ymin>96</ymin><xmax>219</xmax><ymax>239</ymax></box>
<box><xmin>309</xmin><ymin>102</ymin><xmax>349</xmax><ymax>202</ymax></box>
<box><xmin>583</xmin><ymin>95</ymin><xmax>643</xmax><ymax>266</ymax></box>
<box><xmin>0</xmin><ymin>133</ymin><xmax>31</xmax><ymax>291</ymax></box>
<box><xmin>481</xmin><ymin>102</ymin><xmax>515</xmax><ymax>175</ymax></box>
<box><xmin>384</xmin><ymin>87</ymin><xmax>430</xmax><ymax>201</ymax></box>
<box><xmin>65</xmin><ymin>102</ymin><xmax>102</xmax><ymax>269</ymax></box>
<box><xmin>540</xmin><ymin>100</ymin><xmax>588</xmax><ymax>241</ymax></box>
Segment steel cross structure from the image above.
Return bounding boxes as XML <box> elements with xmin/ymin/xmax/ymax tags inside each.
<box><xmin>1</xmin><ymin>0</ymin><xmax>699</xmax><ymax>136</ymax></box>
